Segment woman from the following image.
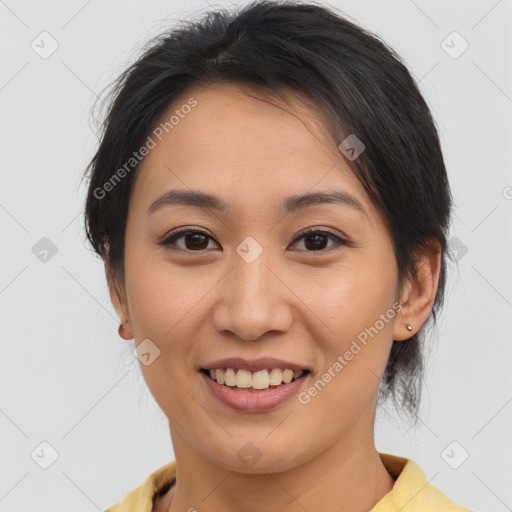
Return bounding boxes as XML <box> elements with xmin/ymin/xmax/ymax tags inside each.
<box><xmin>83</xmin><ymin>1</ymin><xmax>474</xmax><ymax>510</ymax></box>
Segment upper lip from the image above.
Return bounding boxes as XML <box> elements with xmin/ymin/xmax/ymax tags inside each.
<box><xmin>200</xmin><ymin>357</ymin><xmax>311</xmax><ymax>373</ymax></box>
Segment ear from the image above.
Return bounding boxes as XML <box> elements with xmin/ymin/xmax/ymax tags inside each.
<box><xmin>392</xmin><ymin>239</ymin><xmax>442</xmax><ymax>341</ymax></box>
<box><xmin>105</xmin><ymin>261</ymin><xmax>133</xmax><ymax>340</ymax></box>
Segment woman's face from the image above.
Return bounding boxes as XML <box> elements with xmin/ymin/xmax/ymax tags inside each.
<box><xmin>110</xmin><ymin>83</ymin><xmax>407</xmax><ymax>472</ymax></box>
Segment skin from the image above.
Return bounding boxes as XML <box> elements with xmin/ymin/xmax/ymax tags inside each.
<box><xmin>106</xmin><ymin>82</ymin><xmax>441</xmax><ymax>512</ymax></box>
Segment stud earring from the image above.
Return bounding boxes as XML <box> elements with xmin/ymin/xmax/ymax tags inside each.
<box><xmin>406</xmin><ymin>324</ymin><xmax>413</xmax><ymax>332</ymax></box>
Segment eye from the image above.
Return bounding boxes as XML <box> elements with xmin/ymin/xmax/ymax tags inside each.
<box><xmin>158</xmin><ymin>227</ymin><xmax>347</xmax><ymax>253</ymax></box>
<box><xmin>158</xmin><ymin>229</ymin><xmax>220</xmax><ymax>252</ymax></box>
<box><xmin>290</xmin><ymin>228</ymin><xmax>347</xmax><ymax>253</ymax></box>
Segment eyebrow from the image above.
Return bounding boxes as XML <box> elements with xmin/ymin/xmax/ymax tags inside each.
<box><xmin>146</xmin><ymin>189</ymin><xmax>367</xmax><ymax>217</ymax></box>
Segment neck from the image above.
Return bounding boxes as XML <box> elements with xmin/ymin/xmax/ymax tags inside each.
<box><xmin>156</xmin><ymin>428</ymin><xmax>395</xmax><ymax>512</ymax></box>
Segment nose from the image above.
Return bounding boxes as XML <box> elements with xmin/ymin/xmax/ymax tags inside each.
<box><xmin>211</xmin><ymin>247</ymin><xmax>293</xmax><ymax>341</ymax></box>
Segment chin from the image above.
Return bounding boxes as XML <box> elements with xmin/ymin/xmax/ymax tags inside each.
<box><xmin>207</xmin><ymin>441</ymin><xmax>308</xmax><ymax>475</ymax></box>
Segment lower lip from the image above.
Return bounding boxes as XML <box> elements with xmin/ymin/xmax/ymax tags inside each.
<box><xmin>200</xmin><ymin>371</ymin><xmax>309</xmax><ymax>412</ymax></box>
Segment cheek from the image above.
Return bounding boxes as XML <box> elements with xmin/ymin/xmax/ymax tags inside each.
<box><xmin>306</xmin><ymin>252</ymin><xmax>398</xmax><ymax>393</ymax></box>
<box><xmin>124</xmin><ymin>245</ymin><xmax>205</xmax><ymax>340</ymax></box>
<box><xmin>304</xmin><ymin>254</ymin><xmax>398</xmax><ymax>334</ymax></box>
<box><xmin>123</xmin><ymin>250</ymin><xmax>206</xmax><ymax>410</ymax></box>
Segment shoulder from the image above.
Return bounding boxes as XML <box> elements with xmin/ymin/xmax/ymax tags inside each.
<box><xmin>104</xmin><ymin>461</ymin><xmax>177</xmax><ymax>512</ymax></box>
<box><xmin>373</xmin><ymin>452</ymin><xmax>475</xmax><ymax>512</ymax></box>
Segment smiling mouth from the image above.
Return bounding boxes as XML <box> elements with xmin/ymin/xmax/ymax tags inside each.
<box><xmin>200</xmin><ymin>367</ymin><xmax>310</xmax><ymax>392</ymax></box>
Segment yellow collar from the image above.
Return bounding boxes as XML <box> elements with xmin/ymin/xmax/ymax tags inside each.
<box><xmin>106</xmin><ymin>452</ymin><xmax>472</xmax><ymax>512</ymax></box>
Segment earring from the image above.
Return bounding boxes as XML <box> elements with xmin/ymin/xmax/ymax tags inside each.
<box><xmin>406</xmin><ymin>324</ymin><xmax>413</xmax><ymax>332</ymax></box>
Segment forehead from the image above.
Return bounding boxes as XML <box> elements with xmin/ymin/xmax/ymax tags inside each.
<box><xmin>130</xmin><ymin>82</ymin><xmax>372</xmax><ymax>219</ymax></box>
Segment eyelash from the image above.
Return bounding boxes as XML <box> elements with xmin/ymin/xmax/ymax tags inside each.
<box><xmin>157</xmin><ymin>227</ymin><xmax>348</xmax><ymax>254</ymax></box>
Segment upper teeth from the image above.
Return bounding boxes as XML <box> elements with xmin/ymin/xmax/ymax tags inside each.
<box><xmin>208</xmin><ymin>368</ymin><xmax>305</xmax><ymax>389</ymax></box>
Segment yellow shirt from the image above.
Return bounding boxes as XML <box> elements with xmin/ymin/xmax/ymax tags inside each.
<box><xmin>104</xmin><ymin>452</ymin><xmax>473</xmax><ymax>512</ymax></box>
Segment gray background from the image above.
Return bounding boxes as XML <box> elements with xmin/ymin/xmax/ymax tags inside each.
<box><xmin>1</xmin><ymin>0</ymin><xmax>511</xmax><ymax>510</ymax></box>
